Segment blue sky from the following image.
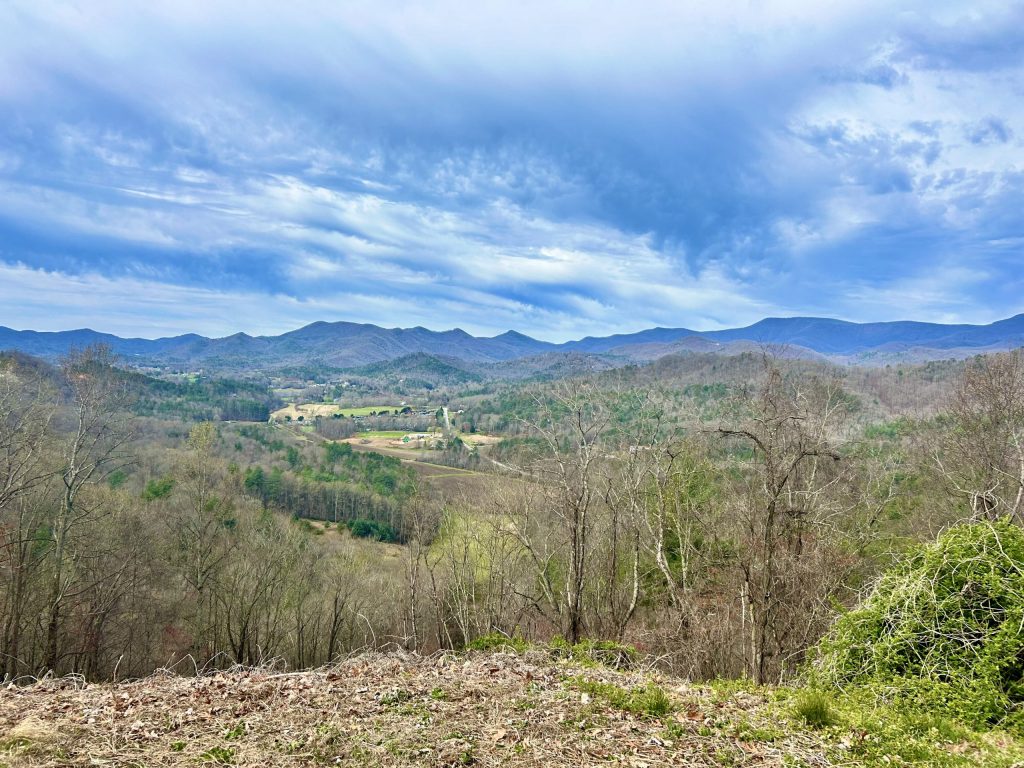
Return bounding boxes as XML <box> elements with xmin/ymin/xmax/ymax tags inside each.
<box><xmin>0</xmin><ymin>1</ymin><xmax>1022</xmax><ymax>341</ymax></box>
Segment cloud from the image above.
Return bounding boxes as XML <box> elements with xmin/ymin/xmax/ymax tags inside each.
<box><xmin>0</xmin><ymin>0</ymin><xmax>1022</xmax><ymax>339</ymax></box>
<box><xmin>966</xmin><ymin>117</ymin><xmax>1013</xmax><ymax>145</ymax></box>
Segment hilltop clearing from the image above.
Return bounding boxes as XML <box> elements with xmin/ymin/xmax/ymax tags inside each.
<box><xmin>3</xmin><ymin>650</ymin><xmax>1021</xmax><ymax>767</ymax></box>
<box><xmin>2</xmin><ymin>653</ymin><xmax>829</xmax><ymax>767</ymax></box>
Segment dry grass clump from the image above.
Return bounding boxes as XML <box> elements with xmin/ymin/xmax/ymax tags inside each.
<box><xmin>0</xmin><ymin>651</ymin><xmax>836</xmax><ymax>767</ymax></box>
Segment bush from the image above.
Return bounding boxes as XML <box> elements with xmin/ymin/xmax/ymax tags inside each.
<box><xmin>346</xmin><ymin>518</ymin><xmax>399</xmax><ymax>543</ymax></box>
<box><xmin>812</xmin><ymin>519</ymin><xmax>1024</xmax><ymax>729</ymax></box>
<box><xmin>142</xmin><ymin>476</ymin><xmax>174</xmax><ymax>501</ymax></box>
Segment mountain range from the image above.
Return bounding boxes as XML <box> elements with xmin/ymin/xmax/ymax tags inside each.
<box><xmin>3</xmin><ymin>314</ymin><xmax>1024</xmax><ymax>372</ymax></box>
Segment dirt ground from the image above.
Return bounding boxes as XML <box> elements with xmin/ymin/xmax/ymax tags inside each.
<box><xmin>344</xmin><ymin>433</ymin><xmax>502</xmax><ymax>453</ymax></box>
<box><xmin>0</xmin><ymin>652</ymin><xmax>837</xmax><ymax>767</ymax></box>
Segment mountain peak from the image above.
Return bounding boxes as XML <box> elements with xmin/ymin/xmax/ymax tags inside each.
<box><xmin>3</xmin><ymin>313</ymin><xmax>1024</xmax><ymax>369</ymax></box>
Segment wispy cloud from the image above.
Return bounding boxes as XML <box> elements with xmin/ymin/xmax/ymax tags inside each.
<box><xmin>0</xmin><ymin>0</ymin><xmax>1022</xmax><ymax>339</ymax></box>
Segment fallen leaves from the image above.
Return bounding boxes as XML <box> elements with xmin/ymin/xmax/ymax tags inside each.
<box><xmin>0</xmin><ymin>652</ymin><xmax>836</xmax><ymax>767</ymax></box>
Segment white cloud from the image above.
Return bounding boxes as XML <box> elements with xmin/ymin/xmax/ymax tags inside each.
<box><xmin>0</xmin><ymin>0</ymin><xmax>1022</xmax><ymax>338</ymax></box>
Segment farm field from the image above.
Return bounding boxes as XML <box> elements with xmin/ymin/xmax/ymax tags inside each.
<box><xmin>271</xmin><ymin>403</ymin><xmax>408</xmax><ymax>421</ymax></box>
<box><xmin>344</xmin><ymin>431</ymin><xmax>502</xmax><ymax>452</ymax></box>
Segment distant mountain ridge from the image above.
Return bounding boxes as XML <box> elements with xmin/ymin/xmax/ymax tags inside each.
<box><xmin>2</xmin><ymin>313</ymin><xmax>1023</xmax><ymax>370</ymax></box>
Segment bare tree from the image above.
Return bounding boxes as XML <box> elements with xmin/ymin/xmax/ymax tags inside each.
<box><xmin>717</xmin><ymin>356</ymin><xmax>847</xmax><ymax>684</ymax></box>
<box><xmin>935</xmin><ymin>351</ymin><xmax>1024</xmax><ymax>521</ymax></box>
<box><xmin>0</xmin><ymin>357</ymin><xmax>58</xmax><ymax>678</ymax></box>
<box><xmin>0</xmin><ymin>356</ymin><xmax>56</xmax><ymax>514</ymax></box>
<box><xmin>169</xmin><ymin>422</ymin><xmax>237</xmax><ymax>662</ymax></box>
<box><xmin>43</xmin><ymin>346</ymin><xmax>134</xmax><ymax>673</ymax></box>
<box><xmin>505</xmin><ymin>381</ymin><xmax>618</xmax><ymax>644</ymax></box>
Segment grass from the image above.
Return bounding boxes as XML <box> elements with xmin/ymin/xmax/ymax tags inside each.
<box><xmin>771</xmin><ymin>685</ymin><xmax>1024</xmax><ymax>767</ymax></box>
<box><xmin>791</xmin><ymin>689</ymin><xmax>838</xmax><ymax>728</ymax></box>
<box><xmin>335</xmin><ymin>405</ymin><xmax>406</xmax><ymax>417</ymax></box>
<box><xmin>198</xmin><ymin>745</ymin><xmax>235</xmax><ymax>764</ymax></box>
<box><xmin>570</xmin><ymin>677</ymin><xmax>675</xmax><ymax>718</ymax></box>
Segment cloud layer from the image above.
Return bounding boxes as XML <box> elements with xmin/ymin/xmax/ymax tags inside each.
<box><xmin>0</xmin><ymin>1</ymin><xmax>1022</xmax><ymax>340</ymax></box>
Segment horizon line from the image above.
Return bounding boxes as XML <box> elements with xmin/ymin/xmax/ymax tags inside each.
<box><xmin>2</xmin><ymin>310</ymin><xmax>1023</xmax><ymax>345</ymax></box>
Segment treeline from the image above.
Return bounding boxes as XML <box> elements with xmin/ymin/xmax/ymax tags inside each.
<box><xmin>233</xmin><ymin>424</ymin><xmax>414</xmax><ymax>532</ymax></box>
<box><xmin>313</xmin><ymin>414</ymin><xmax>437</xmax><ymax>440</ymax></box>
<box><xmin>241</xmin><ymin>459</ymin><xmax>409</xmax><ymax>535</ymax></box>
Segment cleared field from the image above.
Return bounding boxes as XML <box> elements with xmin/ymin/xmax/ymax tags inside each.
<box><xmin>272</xmin><ymin>403</ymin><xmax>407</xmax><ymax>421</ymax></box>
<box><xmin>0</xmin><ymin>653</ymin><xmax>867</xmax><ymax>768</ymax></box>
<box><xmin>336</xmin><ymin>405</ymin><xmax>407</xmax><ymax>417</ymax></box>
<box><xmin>459</xmin><ymin>433</ymin><xmax>503</xmax><ymax>448</ymax></box>
<box><xmin>345</xmin><ymin>431</ymin><xmax>502</xmax><ymax>452</ymax></box>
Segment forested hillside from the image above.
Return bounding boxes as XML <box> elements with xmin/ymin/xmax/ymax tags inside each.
<box><xmin>3</xmin><ymin>344</ymin><xmax>1024</xmax><ymax>764</ymax></box>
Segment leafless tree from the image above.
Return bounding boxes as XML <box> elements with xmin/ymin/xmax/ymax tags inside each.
<box><xmin>717</xmin><ymin>356</ymin><xmax>848</xmax><ymax>684</ymax></box>
<box><xmin>0</xmin><ymin>356</ymin><xmax>57</xmax><ymax>514</ymax></box>
<box><xmin>504</xmin><ymin>381</ymin><xmax>617</xmax><ymax>644</ymax></box>
<box><xmin>43</xmin><ymin>346</ymin><xmax>134</xmax><ymax>672</ymax></box>
<box><xmin>935</xmin><ymin>351</ymin><xmax>1024</xmax><ymax>521</ymax></box>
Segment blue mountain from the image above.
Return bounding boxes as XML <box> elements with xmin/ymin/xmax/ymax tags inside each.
<box><xmin>2</xmin><ymin>313</ymin><xmax>1023</xmax><ymax>368</ymax></box>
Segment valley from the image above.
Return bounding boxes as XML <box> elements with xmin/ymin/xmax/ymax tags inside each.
<box><xmin>2</xmin><ymin>329</ymin><xmax>1024</xmax><ymax>767</ymax></box>
<box><xmin>5</xmin><ymin>2</ymin><xmax>1022</xmax><ymax>762</ymax></box>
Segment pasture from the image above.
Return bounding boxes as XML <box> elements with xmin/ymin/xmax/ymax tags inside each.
<box><xmin>271</xmin><ymin>403</ymin><xmax>408</xmax><ymax>421</ymax></box>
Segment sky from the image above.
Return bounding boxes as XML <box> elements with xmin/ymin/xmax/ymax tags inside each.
<box><xmin>0</xmin><ymin>1</ymin><xmax>1022</xmax><ymax>342</ymax></box>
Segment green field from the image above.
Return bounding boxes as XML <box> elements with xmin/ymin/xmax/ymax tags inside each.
<box><xmin>272</xmin><ymin>403</ymin><xmax>414</xmax><ymax>421</ymax></box>
<box><xmin>336</xmin><ymin>405</ymin><xmax>406</xmax><ymax>417</ymax></box>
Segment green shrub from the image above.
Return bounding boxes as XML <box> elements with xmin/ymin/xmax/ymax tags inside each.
<box><xmin>346</xmin><ymin>518</ymin><xmax>399</xmax><ymax>542</ymax></box>
<box><xmin>812</xmin><ymin>519</ymin><xmax>1024</xmax><ymax>729</ymax></box>
<box><xmin>142</xmin><ymin>476</ymin><xmax>174</xmax><ymax>501</ymax></box>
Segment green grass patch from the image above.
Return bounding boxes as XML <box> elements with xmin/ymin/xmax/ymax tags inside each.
<box><xmin>792</xmin><ymin>689</ymin><xmax>838</xmax><ymax>729</ymax></box>
<box><xmin>571</xmin><ymin>677</ymin><xmax>675</xmax><ymax>719</ymax></box>
<box><xmin>199</xmin><ymin>745</ymin><xmax>235</xmax><ymax>764</ymax></box>
<box><xmin>773</xmin><ymin>685</ymin><xmax>1024</xmax><ymax>767</ymax></box>
<box><xmin>550</xmin><ymin>636</ymin><xmax>639</xmax><ymax>669</ymax></box>
<box><xmin>465</xmin><ymin>632</ymin><xmax>530</xmax><ymax>653</ymax></box>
